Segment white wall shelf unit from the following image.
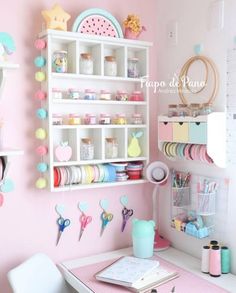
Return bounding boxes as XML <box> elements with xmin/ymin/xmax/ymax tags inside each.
<box><xmin>38</xmin><ymin>29</ymin><xmax>152</xmax><ymax>191</ymax></box>
<box><xmin>158</xmin><ymin>112</ymin><xmax>226</xmax><ymax>168</ymax></box>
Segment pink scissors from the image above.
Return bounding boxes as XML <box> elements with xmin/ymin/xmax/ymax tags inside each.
<box><xmin>79</xmin><ymin>214</ymin><xmax>92</xmax><ymax>241</ymax></box>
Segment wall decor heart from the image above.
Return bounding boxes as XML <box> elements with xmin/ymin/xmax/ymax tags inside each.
<box><xmin>78</xmin><ymin>201</ymin><xmax>88</xmax><ymax>213</ymax></box>
<box><xmin>100</xmin><ymin>199</ymin><xmax>109</xmax><ymax>210</ymax></box>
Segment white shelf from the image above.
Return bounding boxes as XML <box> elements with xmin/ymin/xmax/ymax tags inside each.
<box><xmin>0</xmin><ymin>62</ymin><xmax>19</xmax><ymax>69</ymax></box>
<box><xmin>0</xmin><ymin>148</ymin><xmax>23</xmax><ymax>156</ymax></box>
<box><xmin>53</xmin><ymin>157</ymin><xmax>147</xmax><ymax>167</ymax></box>
<box><xmin>158</xmin><ymin>115</ymin><xmax>208</xmax><ymax>122</ymax></box>
<box><xmin>52</xmin><ymin>99</ymin><xmax>147</xmax><ymax>106</ymax></box>
<box><xmin>52</xmin><ymin>179</ymin><xmax>148</xmax><ymax>192</ymax></box>
<box><xmin>52</xmin><ymin>124</ymin><xmax>147</xmax><ymax>130</ymax></box>
<box><xmin>52</xmin><ymin>72</ymin><xmax>143</xmax><ymax>83</ymax></box>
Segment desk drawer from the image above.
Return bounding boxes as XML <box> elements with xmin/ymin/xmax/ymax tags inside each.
<box><xmin>159</xmin><ymin>122</ymin><xmax>173</xmax><ymax>141</ymax></box>
<box><xmin>189</xmin><ymin>122</ymin><xmax>207</xmax><ymax>144</ymax></box>
<box><xmin>173</xmin><ymin>122</ymin><xmax>189</xmax><ymax>142</ymax></box>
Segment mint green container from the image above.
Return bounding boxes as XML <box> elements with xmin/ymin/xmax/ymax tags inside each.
<box><xmin>132</xmin><ymin>219</ymin><xmax>155</xmax><ymax>258</ymax></box>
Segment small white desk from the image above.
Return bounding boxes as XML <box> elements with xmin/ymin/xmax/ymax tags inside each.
<box><xmin>59</xmin><ymin>247</ymin><xmax>236</xmax><ymax>293</ymax></box>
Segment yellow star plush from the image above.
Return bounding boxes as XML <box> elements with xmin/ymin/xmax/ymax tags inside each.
<box><xmin>42</xmin><ymin>4</ymin><xmax>71</xmax><ymax>31</ymax></box>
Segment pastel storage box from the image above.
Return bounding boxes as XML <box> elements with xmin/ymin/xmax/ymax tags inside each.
<box><xmin>158</xmin><ymin>122</ymin><xmax>173</xmax><ymax>141</ymax></box>
<box><xmin>189</xmin><ymin>122</ymin><xmax>207</xmax><ymax>144</ymax></box>
<box><xmin>173</xmin><ymin>122</ymin><xmax>189</xmax><ymax>142</ymax></box>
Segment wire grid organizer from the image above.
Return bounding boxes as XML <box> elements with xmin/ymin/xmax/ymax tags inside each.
<box><xmin>170</xmin><ymin>171</ymin><xmax>229</xmax><ymax>240</ymax></box>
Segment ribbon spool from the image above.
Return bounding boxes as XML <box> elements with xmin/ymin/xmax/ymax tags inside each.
<box><xmin>178</xmin><ymin>55</ymin><xmax>219</xmax><ymax>106</ymax></box>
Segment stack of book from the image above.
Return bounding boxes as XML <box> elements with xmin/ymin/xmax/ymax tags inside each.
<box><xmin>95</xmin><ymin>256</ymin><xmax>179</xmax><ymax>293</ymax></box>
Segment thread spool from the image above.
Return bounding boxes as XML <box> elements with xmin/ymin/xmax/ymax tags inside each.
<box><xmin>201</xmin><ymin>245</ymin><xmax>210</xmax><ymax>273</ymax></box>
<box><xmin>209</xmin><ymin>245</ymin><xmax>221</xmax><ymax>277</ymax></box>
<box><xmin>221</xmin><ymin>246</ymin><xmax>230</xmax><ymax>274</ymax></box>
<box><xmin>210</xmin><ymin>240</ymin><xmax>218</xmax><ymax>247</ymax></box>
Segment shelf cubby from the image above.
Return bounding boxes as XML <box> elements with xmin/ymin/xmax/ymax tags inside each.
<box><xmin>127</xmin><ymin>47</ymin><xmax>148</xmax><ymax>78</ymax></box>
<box><xmin>103</xmin><ymin>128</ymin><xmax>126</xmax><ymax>159</ymax></box>
<box><xmin>127</xmin><ymin>128</ymin><xmax>147</xmax><ymax>158</ymax></box>
<box><xmin>103</xmin><ymin>44</ymin><xmax>125</xmax><ymax>77</ymax></box>
<box><xmin>78</xmin><ymin>41</ymin><xmax>102</xmax><ymax>75</ymax></box>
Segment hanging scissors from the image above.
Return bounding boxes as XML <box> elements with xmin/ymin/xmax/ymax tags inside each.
<box><xmin>121</xmin><ymin>207</ymin><xmax>133</xmax><ymax>232</ymax></box>
<box><xmin>79</xmin><ymin>214</ymin><xmax>92</xmax><ymax>241</ymax></box>
<box><xmin>56</xmin><ymin>216</ymin><xmax>71</xmax><ymax>245</ymax></box>
<box><xmin>100</xmin><ymin>211</ymin><xmax>113</xmax><ymax>236</ymax></box>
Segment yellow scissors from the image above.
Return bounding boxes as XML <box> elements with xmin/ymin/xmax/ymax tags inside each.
<box><xmin>100</xmin><ymin>211</ymin><xmax>113</xmax><ymax>236</ymax></box>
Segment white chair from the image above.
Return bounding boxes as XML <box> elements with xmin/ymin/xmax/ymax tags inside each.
<box><xmin>7</xmin><ymin>253</ymin><xmax>74</xmax><ymax>293</ymax></box>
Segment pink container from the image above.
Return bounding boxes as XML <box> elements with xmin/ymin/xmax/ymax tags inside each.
<box><xmin>158</xmin><ymin>122</ymin><xmax>173</xmax><ymax>141</ymax></box>
<box><xmin>84</xmin><ymin>114</ymin><xmax>97</xmax><ymax>125</ymax></box>
<box><xmin>209</xmin><ymin>246</ymin><xmax>221</xmax><ymax>277</ymax></box>
<box><xmin>129</xmin><ymin>91</ymin><xmax>144</xmax><ymax>101</ymax></box>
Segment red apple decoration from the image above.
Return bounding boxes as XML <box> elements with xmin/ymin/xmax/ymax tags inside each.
<box><xmin>55</xmin><ymin>141</ymin><xmax>72</xmax><ymax>162</ymax></box>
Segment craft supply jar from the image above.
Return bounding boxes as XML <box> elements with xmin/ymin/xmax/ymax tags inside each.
<box><xmin>178</xmin><ymin>104</ymin><xmax>189</xmax><ymax>117</ymax></box>
<box><xmin>104</xmin><ymin>56</ymin><xmax>117</xmax><ymax>76</ymax></box>
<box><xmin>80</xmin><ymin>138</ymin><xmax>94</xmax><ymax>160</ymax></box>
<box><xmin>80</xmin><ymin>53</ymin><xmax>93</xmax><ymax>75</ymax></box>
<box><xmin>52</xmin><ymin>114</ymin><xmax>63</xmax><ymax>125</ymax></box>
<box><xmin>100</xmin><ymin>90</ymin><xmax>112</xmax><ymax>100</ymax></box>
<box><xmin>131</xmin><ymin>113</ymin><xmax>143</xmax><ymax>125</ymax></box>
<box><xmin>84</xmin><ymin>89</ymin><xmax>96</xmax><ymax>100</ymax></box>
<box><xmin>114</xmin><ymin>114</ymin><xmax>127</xmax><ymax>125</ymax></box>
<box><xmin>115</xmin><ymin>90</ymin><xmax>129</xmax><ymax>101</ymax></box>
<box><xmin>201</xmin><ymin>103</ymin><xmax>213</xmax><ymax>115</ymax></box>
<box><xmin>189</xmin><ymin>103</ymin><xmax>201</xmax><ymax>117</ymax></box>
<box><xmin>168</xmin><ymin>104</ymin><xmax>178</xmax><ymax>117</ymax></box>
<box><xmin>68</xmin><ymin>114</ymin><xmax>81</xmax><ymax>125</ymax></box>
<box><xmin>52</xmin><ymin>88</ymin><xmax>63</xmax><ymax>99</ymax></box>
<box><xmin>129</xmin><ymin>91</ymin><xmax>144</xmax><ymax>101</ymax></box>
<box><xmin>99</xmin><ymin>114</ymin><xmax>111</xmax><ymax>125</ymax></box>
<box><xmin>52</xmin><ymin>50</ymin><xmax>67</xmax><ymax>73</ymax></box>
<box><xmin>84</xmin><ymin>113</ymin><xmax>97</xmax><ymax>125</ymax></box>
<box><xmin>128</xmin><ymin>57</ymin><xmax>139</xmax><ymax>78</ymax></box>
<box><xmin>68</xmin><ymin>88</ymin><xmax>80</xmax><ymax>99</ymax></box>
<box><xmin>105</xmin><ymin>138</ymin><xmax>118</xmax><ymax>159</ymax></box>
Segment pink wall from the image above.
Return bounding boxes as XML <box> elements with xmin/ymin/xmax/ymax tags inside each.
<box><xmin>0</xmin><ymin>0</ymin><xmax>158</xmax><ymax>292</ymax></box>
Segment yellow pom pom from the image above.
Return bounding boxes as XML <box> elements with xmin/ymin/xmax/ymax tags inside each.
<box><xmin>35</xmin><ymin>177</ymin><xmax>47</xmax><ymax>189</ymax></box>
<box><xmin>35</xmin><ymin>71</ymin><xmax>46</xmax><ymax>82</ymax></box>
<box><xmin>35</xmin><ymin>128</ymin><xmax>47</xmax><ymax>140</ymax></box>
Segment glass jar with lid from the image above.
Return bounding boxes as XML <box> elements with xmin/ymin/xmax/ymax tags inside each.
<box><xmin>68</xmin><ymin>88</ymin><xmax>80</xmax><ymax>99</ymax></box>
<box><xmin>100</xmin><ymin>90</ymin><xmax>112</xmax><ymax>100</ymax></box>
<box><xmin>84</xmin><ymin>89</ymin><xmax>96</xmax><ymax>100</ymax></box>
<box><xmin>99</xmin><ymin>114</ymin><xmax>111</xmax><ymax>125</ymax></box>
<box><xmin>128</xmin><ymin>57</ymin><xmax>139</xmax><ymax>78</ymax></box>
<box><xmin>52</xmin><ymin>88</ymin><xmax>63</xmax><ymax>99</ymax></box>
<box><xmin>84</xmin><ymin>113</ymin><xmax>97</xmax><ymax>125</ymax></box>
<box><xmin>178</xmin><ymin>104</ymin><xmax>188</xmax><ymax>117</ymax></box>
<box><xmin>115</xmin><ymin>90</ymin><xmax>129</xmax><ymax>101</ymax></box>
<box><xmin>68</xmin><ymin>114</ymin><xmax>81</xmax><ymax>125</ymax></box>
<box><xmin>52</xmin><ymin>50</ymin><xmax>68</xmax><ymax>73</ymax></box>
<box><xmin>105</xmin><ymin>138</ymin><xmax>118</xmax><ymax>159</ymax></box>
<box><xmin>189</xmin><ymin>103</ymin><xmax>201</xmax><ymax>117</ymax></box>
<box><xmin>104</xmin><ymin>56</ymin><xmax>117</xmax><ymax>76</ymax></box>
<box><xmin>114</xmin><ymin>114</ymin><xmax>127</xmax><ymax>125</ymax></box>
<box><xmin>129</xmin><ymin>91</ymin><xmax>144</xmax><ymax>101</ymax></box>
<box><xmin>80</xmin><ymin>53</ymin><xmax>94</xmax><ymax>75</ymax></box>
<box><xmin>131</xmin><ymin>113</ymin><xmax>143</xmax><ymax>125</ymax></box>
<box><xmin>80</xmin><ymin>138</ymin><xmax>94</xmax><ymax>160</ymax></box>
<box><xmin>168</xmin><ymin>104</ymin><xmax>178</xmax><ymax>117</ymax></box>
<box><xmin>201</xmin><ymin>103</ymin><xmax>213</xmax><ymax>115</ymax></box>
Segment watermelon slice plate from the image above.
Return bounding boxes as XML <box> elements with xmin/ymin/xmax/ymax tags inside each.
<box><xmin>72</xmin><ymin>8</ymin><xmax>124</xmax><ymax>38</ymax></box>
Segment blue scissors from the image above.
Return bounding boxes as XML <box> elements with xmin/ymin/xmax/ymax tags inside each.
<box><xmin>121</xmin><ymin>207</ymin><xmax>133</xmax><ymax>232</ymax></box>
<box><xmin>100</xmin><ymin>211</ymin><xmax>113</xmax><ymax>236</ymax></box>
<box><xmin>56</xmin><ymin>216</ymin><xmax>71</xmax><ymax>245</ymax></box>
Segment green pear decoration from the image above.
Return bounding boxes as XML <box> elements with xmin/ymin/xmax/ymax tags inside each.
<box><xmin>128</xmin><ymin>131</ymin><xmax>143</xmax><ymax>157</ymax></box>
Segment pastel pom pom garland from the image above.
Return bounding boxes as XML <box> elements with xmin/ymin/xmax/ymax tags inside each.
<box><xmin>36</xmin><ymin>108</ymin><xmax>47</xmax><ymax>120</ymax></box>
<box><xmin>35</xmin><ymin>71</ymin><xmax>46</xmax><ymax>82</ymax></box>
<box><xmin>34</xmin><ymin>38</ymin><xmax>46</xmax><ymax>50</ymax></box>
<box><xmin>34</xmin><ymin>90</ymin><xmax>47</xmax><ymax>101</ymax></box>
<box><xmin>35</xmin><ymin>177</ymin><xmax>47</xmax><ymax>189</ymax></box>
<box><xmin>36</xmin><ymin>145</ymin><xmax>48</xmax><ymax>156</ymax></box>
<box><xmin>37</xmin><ymin>162</ymin><xmax>48</xmax><ymax>173</ymax></box>
<box><xmin>34</xmin><ymin>56</ymin><xmax>46</xmax><ymax>67</ymax></box>
<box><xmin>35</xmin><ymin>128</ymin><xmax>47</xmax><ymax>140</ymax></box>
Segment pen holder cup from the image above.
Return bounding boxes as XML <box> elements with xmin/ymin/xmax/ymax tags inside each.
<box><xmin>197</xmin><ymin>192</ymin><xmax>216</xmax><ymax>215</ymax></box>
<box><xmin>172</xmin><ymin>187</ymin><xmax>190</xmax><ymax>207</ymax></box>
<box><xmin>132</xmin><ymin>219</ymin><xmax>155</xmax><ymax>258</ymax></box>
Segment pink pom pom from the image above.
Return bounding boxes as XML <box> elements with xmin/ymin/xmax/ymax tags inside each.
<box><xmin>35</xmin><ymin>90</ymin><xmax>47</xmax><ymax>101</ymax></box>
<box><xmin>34</xmin><ymin>39</ymin><xmax>46</xmax><ymax>50</ymax></box>
<box><xmin>36</xmin><ymin>145</ymin><xmax>48</xmax><ymax>156</ymax></box>
<box><xmin>0</xmin><ymin>193</ymin><xmax>4</xmax><ymax>207</ymax></box>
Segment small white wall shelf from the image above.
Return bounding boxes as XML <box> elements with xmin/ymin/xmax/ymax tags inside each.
<box><xmin>158</xmin><ymin>113</ymin><xmax>226</xmax><ymax>168</ymax></box>
<box><xmin>38</xmin><ymin>29</ymin><xmax>152</xmax><ymax>191</ymax></box>
<box><xmin>0</xmin><ymin>149</ymin><xmax>23</xmax><ymax>157</ymax></box>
